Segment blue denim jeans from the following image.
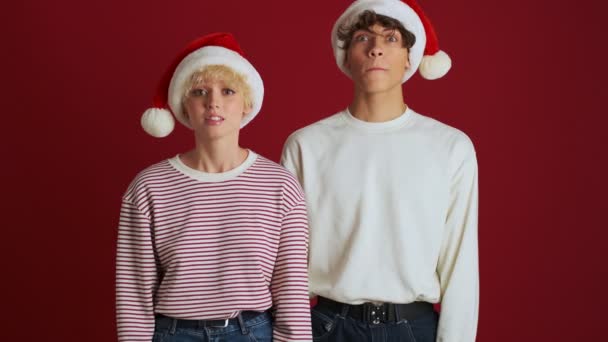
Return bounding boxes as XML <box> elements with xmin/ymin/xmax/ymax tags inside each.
<box><xmin>153</xmin><ymin>311</ymin><xmax>273</xmax><ymax>342</ymax></box>
<box><xmin>311</xmin><ymin>304</ymin><xmax>438</xmax><ymax>342</ymax></box>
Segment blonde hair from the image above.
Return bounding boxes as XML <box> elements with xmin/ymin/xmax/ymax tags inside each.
<box><xmin>182</xmin><ymin>65</ymin><xmax>253</xmax><ymax>110</ymax></box>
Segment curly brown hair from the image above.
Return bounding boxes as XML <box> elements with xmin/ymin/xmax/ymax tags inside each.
<box><xmin>337</xmin><ymin>10</ymin><xmax>416</xmax><ymax>52</ymax></box>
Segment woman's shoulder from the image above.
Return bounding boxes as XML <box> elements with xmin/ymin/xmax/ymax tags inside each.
<box><xmin>248</xmin><ymin>153</ymin><xmax>303</xmax><ymax>189</ymax></box>
<box><xmin>123</xmin><ymin>158</ymin><xmax>176</xmax><ymax>198</ymax></box>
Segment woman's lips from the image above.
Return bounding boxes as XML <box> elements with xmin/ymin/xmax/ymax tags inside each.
<box><xmin>204</xmin><ymin>115</ymin><xmax>225</xmax><ymax>125</ymax></box>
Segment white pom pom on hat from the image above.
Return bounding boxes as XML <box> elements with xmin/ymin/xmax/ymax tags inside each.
<box><xmin>419</xmin><ymin>50</ymin><xmax>451</xmax><ymax>80</ymax></box>
<box><xmin>331</xmin><ymin>0</ymin><xmax>452</xmax><ymax>83</ymax></box>
<box><xmin>141</xmin><ymin>108</ymin><xmax>175</xmax><ymax>138</ymax></box>
<box><xmin>140</xmin><ymin>32</ymin><xmax>264</xmax><ymax>138</ymax></box>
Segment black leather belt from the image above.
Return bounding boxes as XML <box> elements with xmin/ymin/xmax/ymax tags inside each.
<box><xmin>155</xmin><ymin>311</ymin><xmax>266</xmax><ymax>329</ymax></box>
<box><xmin>316</xmin><ymin>296</ymin><xmax>434</xmax><ymax>324</ymax></box>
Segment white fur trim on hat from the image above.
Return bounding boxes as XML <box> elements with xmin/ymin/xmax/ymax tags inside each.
<box><xmin>141</xmin><ymin>108</ymin><xmax>175</xmax><ymax>138</ymax></box>
<box><xmin>331</xmin><ymin>0</ymin><xmax>426</xmax><ymax>83</ymax></box>
<box><xmin>167</xmin><ymin>46</ymin><xmax>264</xmax><ymax>130</ymax></box>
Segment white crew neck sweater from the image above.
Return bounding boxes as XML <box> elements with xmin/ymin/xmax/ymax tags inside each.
<box><xmin>281</xmin><ymin>108</ymin><xmax>479</xmax><ymax>342</ymax></box>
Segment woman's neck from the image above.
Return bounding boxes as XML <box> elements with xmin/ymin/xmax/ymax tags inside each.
<box><xmin>181</xmin><ymin>134</ymin><xmax>248</xmax><ymax>173</ymax></box>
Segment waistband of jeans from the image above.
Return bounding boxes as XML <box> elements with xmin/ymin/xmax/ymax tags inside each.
<box><xmin>316</xmin><ymin>296</ymin><xmax>434</xmax><ymax>324</ymax></box>
<box><xmin>155</xmin><ymin>310</ymin><xmax>270</xmax><ymax>330</ymax></box>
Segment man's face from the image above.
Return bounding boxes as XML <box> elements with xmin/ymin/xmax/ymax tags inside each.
<box><xmin>344</xmin><ymin>23</ymin><xmax>411</xmax><ymax>94</ymax></box>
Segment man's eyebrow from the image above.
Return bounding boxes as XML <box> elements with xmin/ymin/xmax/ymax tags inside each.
<box><xmin>383</xmin><ymin>28</ymin><xmax>400</xmax><ymax>34</ymax></box>
<box><xmin>353</xmin><ymin>27</ymin><xmax>399</xmax><ymax>34</ymax></box>
<box><xmin>352</xmin><ymin>27</ymin><xmax>375</xmax><ymax>34</ymax></box>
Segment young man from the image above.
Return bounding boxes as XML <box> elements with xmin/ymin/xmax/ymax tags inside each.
<box><xmin>281</xmin><ymin>1</ymin><xmax>478</xmax><ymax>341</ymax></box>
<box><xmin>117</xmin><ymin>33</ymin><xmax>312</xmax><ymax>342</ymax></box>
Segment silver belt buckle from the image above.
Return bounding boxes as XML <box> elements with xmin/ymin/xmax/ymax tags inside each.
<box><xmin>209</xmin><ymin>318</ymin><xmax>229</xmax><ymax>328</ymax></box>
<box><xmin>370</xmin><ymin>304</ymin><xmax>386</xmax><ymax>325</ymax></box>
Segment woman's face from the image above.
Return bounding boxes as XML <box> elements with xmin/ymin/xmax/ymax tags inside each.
<box><xmin>183</xmin><ymin>78</ymin><xmax>251</xmax><ymax>141</ymax></box>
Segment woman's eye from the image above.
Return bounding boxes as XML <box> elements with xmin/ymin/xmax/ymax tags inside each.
<box><xmin>190</xmin><ymin>89</ymin><xmax>206</xmax><ymax>97</ymax></box>
<box><xmin>223</xmin><ymin>88</ymin><xmax>236</xmax><ymax>95</ymax></box>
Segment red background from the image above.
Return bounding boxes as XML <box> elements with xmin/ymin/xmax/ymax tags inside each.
<box><xmin>3</xmin><ymin>1</ymin><xmax>607</xmax><ymax>341</ymax></box>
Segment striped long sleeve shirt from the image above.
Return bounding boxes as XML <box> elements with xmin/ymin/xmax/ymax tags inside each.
<box><xmin>116</xmin><ymin>151</ymin><xmax>312</xmax><ymax>341</ymax></box>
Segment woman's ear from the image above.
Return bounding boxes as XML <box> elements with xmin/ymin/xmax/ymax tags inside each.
<box><xmin>242</xmin><ymin>104</ymin><xmax>253</xmax><ymax>118</ymax></box>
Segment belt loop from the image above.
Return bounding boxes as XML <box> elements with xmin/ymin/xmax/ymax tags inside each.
<box><xmin>169</xmin><ymin>317</ymin><xmax>177</xmax><ymax>335</ymax></box>
<box><xmin>237</xmin><ymin>312</ymin><xmax>249</xmax><ymax>335</ymax></box>
<box><xmin>394</xmin><ymin>304</ymin><xmax>402</xmax><ymax>322</ymax></box>
<box><xmin>340</xmin><ymin>303</ymin><xmax>349</xmax><ymax>317</ymax></box>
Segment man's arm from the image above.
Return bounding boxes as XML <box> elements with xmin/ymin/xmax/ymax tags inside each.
<box><xmin>280</xmin><ymin>134</ymin><xmax>304</xmax><ymax>183</ymax></box>
<box><xmin>436</xmin><ymin>135</ymin><xmax>479</xmax><ymax>342</ymax></box>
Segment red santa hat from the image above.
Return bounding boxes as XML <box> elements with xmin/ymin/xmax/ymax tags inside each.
<box><xmin>331</xmin><ymin>0</ymin><xmax>452</xmax><ymax>82</ymax></box>
<box><xmin>141</xmin><ymin>32</ymin><xmax>264</xmax><ymax>138</ymax></box>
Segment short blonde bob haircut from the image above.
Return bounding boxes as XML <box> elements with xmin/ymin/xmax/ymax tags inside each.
<box><xmin>182</xmin><ymin>65</ymin><xmax>253</xmax><ymax>111</ymax></box>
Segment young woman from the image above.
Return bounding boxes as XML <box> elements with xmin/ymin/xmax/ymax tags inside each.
<box><xmin>116</xmin><ymin>32</ymin><xmax>312</xmax><ymax>342</ymax></box>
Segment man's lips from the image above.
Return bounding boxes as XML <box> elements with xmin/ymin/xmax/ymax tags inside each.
<box><xmin>366</xmin><ymin>67</ymin><xmax>388</xmax><ymax>72</ymax></box>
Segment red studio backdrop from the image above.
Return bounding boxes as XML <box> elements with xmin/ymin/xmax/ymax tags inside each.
<box><xmin>3</xmin><ymin>1</ymin><xmax>607</xmax><ymax>341</ymax></box>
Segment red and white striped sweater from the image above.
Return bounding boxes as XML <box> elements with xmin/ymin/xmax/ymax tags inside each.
<box><xmin>116</xmin><ymin>151</ymin><xmax>312</xmax><ymax>341</ymax></box>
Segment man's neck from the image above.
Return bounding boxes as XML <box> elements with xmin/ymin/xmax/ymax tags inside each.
<box><xmin>349</xmin><ymin>86</ymin><xmax>406</xmax><ymax>122</ymax></box>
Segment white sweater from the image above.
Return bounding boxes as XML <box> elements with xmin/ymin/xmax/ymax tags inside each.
<box><xmin>281</xmin><ymin>107</ymin><xmax>478</xmax><ymax>342</ymax></box>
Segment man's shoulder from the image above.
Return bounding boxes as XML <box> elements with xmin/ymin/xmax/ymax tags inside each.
<box><xmin>411</xmin><ymin>110</ymin><xmax>475</xmax><ymax>152</ymax></box>
<box><xmin>285</xmin><ymin>111</ymin><xmax>345</xmax><ymax>143</ymax></box>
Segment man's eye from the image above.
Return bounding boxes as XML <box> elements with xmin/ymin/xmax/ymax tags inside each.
<box><xmin>354</xmin><ymin>35</ymin><xmax>369</xmax><ymax>42</ymax></box>
<box><xmin>190</xmin><ymin>89</ymin><xmax>206</xmax><ymax>96</ymax></box>
<box><xmin>223</xmin><ymin>88</ymin><xmax>236</xmax><ymax>95</ymax></box>
<box><xmin>387</xmin><ymin>35</ymin><xmax>399</xmax><ymax>42</ymax></box>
